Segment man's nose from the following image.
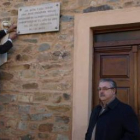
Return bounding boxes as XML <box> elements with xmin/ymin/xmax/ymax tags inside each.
<box><xmin>99</xmin><ymin>91</ymin><xmax>104</xmax><ymax>94</ymax></box>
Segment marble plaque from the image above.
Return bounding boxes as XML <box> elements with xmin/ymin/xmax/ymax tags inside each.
<box><xmin>17</xmin><ymin>2</ymin><xmax>60</xmax><ymax>34</ymax></box>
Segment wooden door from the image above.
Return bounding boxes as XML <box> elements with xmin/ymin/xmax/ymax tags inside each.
<box><xmin>93</xmin><ymin>30</ymin><xmax>140</xmax><ymax>117</ymax></box>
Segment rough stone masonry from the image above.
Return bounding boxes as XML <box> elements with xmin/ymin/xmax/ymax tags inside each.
<box><xmin>0</xmin><ymin>0</ymin><xmax>139</xmax><ymax>139</ymax></box>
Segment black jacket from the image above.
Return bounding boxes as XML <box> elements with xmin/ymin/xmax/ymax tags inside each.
<box><xmin>85</xmin><ymin>98</ymin><xmax>139</xmax><ymax>140</ymax></box>
<box><xmin>0</xmin><ymin>30</ymin><xmax>13</xmax><ymax>54</ymax></box>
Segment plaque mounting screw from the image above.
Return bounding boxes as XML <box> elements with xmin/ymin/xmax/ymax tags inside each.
<box><xmin>56</xmin><ymin>4</ymin><xmax>58</xmax><ymax>6</ymax></box>
<box><xmin>55</xmin><ymin>27</ymin><xmax>58</xmax><ymax>29</ymax></box>
<box><xmin>18</xmin><ymin>31</ymin><xmax>20</xmax><ymax>34</ymax></box>
<box><xmin>20</xmin><ymin>9</ymin><xmax>22</xmax><ymax>11</ymax></box>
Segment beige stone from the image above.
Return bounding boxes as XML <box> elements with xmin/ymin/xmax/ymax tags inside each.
<box><xmin>47</xmin><ymin>105</ymin><xmax>70</xmax><ymax>112</ymax></box>
<box><xmin>18</xmin><ymin>94</ymin><xmax>33</xmax><ymax>103</ymax></box>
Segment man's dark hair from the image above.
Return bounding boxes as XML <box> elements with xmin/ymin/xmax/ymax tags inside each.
<box><xmin>99</xmin><ymin>78</ymin><xmax>117</xmax><ymax>94</ymax></box>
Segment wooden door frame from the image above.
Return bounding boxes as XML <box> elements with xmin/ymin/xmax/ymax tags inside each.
<box><xmin>73</xmin><ymin>7</ymin><xmax>140</xmax><ymax>140</ymax></box>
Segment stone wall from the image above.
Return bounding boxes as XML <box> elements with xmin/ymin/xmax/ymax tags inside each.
<box><xmin>0</xmin><ymin>0</ymin><xmax>139</xmax><ymax>140</ymax></box>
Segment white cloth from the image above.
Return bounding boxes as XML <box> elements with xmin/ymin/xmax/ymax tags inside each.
<box><xmin>4</xmin><ymin>29</ymin><xmax>12</xmax><ymax>42</ymax></box>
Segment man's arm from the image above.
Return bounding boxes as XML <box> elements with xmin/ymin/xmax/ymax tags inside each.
<box><xmin>0</xmin><ymin>41</ymin><xmax>13</xmax><ymax>54</ymax></box>
<box><xmin>0</xmin><ymin>30</ymin><xmax>6</xmax><ymax>39</ymax></box>
<box><xmin>0</xmin><ymin>24</ymin><xmax>17</xmax><ymax>54</ymax></box>
<box><xmin>121</xmin><ymin>106</ymin><xmax>139</xmax><ymax>140</ymax></box>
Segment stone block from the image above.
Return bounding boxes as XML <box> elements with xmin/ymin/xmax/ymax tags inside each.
<box><xmin>53</xmin><ymin>124</ymin><xmax>69</xmax><ymax>132</ymax></box>
<box><xmin>29</xmin><ymin>123</ymin><xmax>38</xmax><ymax>130</ymax></box>
<box><xmin>20</xmin><ymin>70</ymin><xmax>36</xmax><ymax>79</ymax></box>
<box><xmin>0</xmin><ymin>72</ymin><xmax>13</xmax><ymax>80</ymax></box>
<box><xmin>18</xmin><ymin>121</ymin><xmax>27</xmax><ymax>130</ymax></box>
<box><xmin>6</xmin><ymin>104</ymin><xmax>18</xmax><ymax>112</ymax></box>
<box><xmin>30</xmin><ymin>113</ymin><xmax>52</xmax><ymax>121</ymax></box>
<box><xmin>3</xmin><ymin>2</ymin><xmax>11</xmax><ymax>6</ymax></box>
<box><xmin>18</xmin><ymin>105</ymin><xmax>30</xmax><ymax>113</ymax></box>
<box><xmin>16</xmin><ymin>54</ymin><xmax>31</xmax><ymax>61</ymax></box>
<box><xmin>77</xmin><ymin>0</ymin><xmax>91</xmax><ymax>6</ymax></box>
<box><xmin>38</xmin><ymin>123</ymin><xmax>53</xmax><ymax>132</ymax></box>
<box><xmin>83</xmin><ymin>5</ymin><xmax>113</xmax><ymax>13</ymax></box>
<box><xmin>55</xmin><ymin>116</ymin><xmax>70</xmax><ymax>124</ymax></box>
<box><xmin>23</xmin><ymin>39</ymin><xmax>37</xmax><ymax>43</ymax></box>
<box><xmin>37</xmin><ymin>53</ymin><xmax>52</xmax><ymax>62</ymax></box>
<box><xmin>22</xmin><ymin>83</ymin><xmax>38</xmax><ymax>89</ymax></box>
<box><xmin>52</xmin><ymin>96</ymin><xmax>61</xmax><ymax>103</ymax></box>
<box><xmin>0</xmin><ymin>95</ymin><xmax>16</xmax><ymax>103</ymax></box>
<box><xmin>46</xmin><ymin>69</ymin><xmax>71</xmax><ymax>77</ymax></box>
<box><xmin>47</xmin><ymin>105</ymin><xmax>70</xmax><ymax>112</ymax></box>
<box><xmin>0</xmin><ymin>105</ymin><xmax>3</xmax><ymax>112</ymax></box>
<box><xmin>41</xmin><ymin>64</ymin><xmax>61</xmax><ymax>70</ymax></box>
<box><xmin>0</xmin><ymin>121</ymin><xmax>4</xmax><ymax>127</ymax></box>
<box><xmin>21</xmin><ymin>114</ymin><xmax>30</xmax><ymax>121</ymax></box>
<box><xmin>61</xmin><ymin>15</ymin><xmax>74</xmax><ymax>22</ymax></box>
<box><xmin>38</xmin><ymin>133</ymin><xmax>49</xmax><ymax>139</ymax></box>
<box><xmin>10</xmin><ymin>9</ymin><xmax>18</xmax><ymax>16</ymax></box>
<box><xmin>39</xmin><ymin>43</ymin><xmax>50</xmax><ymax>52</ymax></box>
<box><xmin>0</xmin><ymin>139</ymin><xmax>10</xmax><ymax>140</ymax></box>
<box><xmin>57</xmin><ymin>134</ymin><xmax>69</xmax><ymax>140</ymax></box>
<box><xmin>107</xmin><ymin>0</ymin><xmax>118</xmax><ymax>1</ymax></box>
<box><xmin>24</xmin><ymin>64</ymin><xmax>30</xmax><ymax>69</ymax></box>
<box><xmin>6</xmin><ymin>120</ymin><xmax>17</xmax><ymax>129</ymax></box>
<box><xmin>8</xmin><ymin>64</ymin><xmax>30</xmax><ymax>70</ymax></box>
<box><xmin>42</xmin><ymin>82</ymin><xmax>71</xmax><ymax>91</ymax></box>
<box><xmin>123</xmin><ymin>1</ymin><xmax>135</xmax><ymax>7</ymax></box>
<box><xmin>33</xmin><ymin>94</ymin><xmax>49</xmax><ymax>102</ymax></box>
<box><xmin>63</xmin><ymin>93</ymin><xmax>70</xmax><ymax>100</ymax></box>
<box><xmin>21</xmin><ymin>134</ymin><xmax>34</xmax><ymax>140</ymax></box>
<box><xmin>22</xmin><ymin>46</ymin><xmax>33</xmax><ymax>53</ymax></box>
<box><xmin>18</xmin><ymin>95</ymin><xmax>33</xmax><ymax>103</ymax></box>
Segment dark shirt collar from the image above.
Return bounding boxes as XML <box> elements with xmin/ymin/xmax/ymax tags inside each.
<box><xmin>107</xmin><ymin>98</ymin><xmax>119</xmax><ymax>109</ymax></box>
<box><xmin>99</xmin><ymin>97</ymin><xmax>119</xmax><ymax>109</ymax></box>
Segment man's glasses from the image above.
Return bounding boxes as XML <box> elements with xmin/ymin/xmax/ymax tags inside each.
<box><xmin>97</xmin><ymin>87</ymin><xmax>114</xmax><ymax>91</ymax></box>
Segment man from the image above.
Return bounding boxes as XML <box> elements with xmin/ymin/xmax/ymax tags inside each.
<box><xmin>0</xmin><ymin>24</ymin><xmax>17</xmax><ymax>54</ymax></box>
<box><xmin>85</xmin><ymin>78</ymin><xmax>139</xmax><ymax>140</ymax></box>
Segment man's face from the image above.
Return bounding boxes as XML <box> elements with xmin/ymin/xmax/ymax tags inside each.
<box><xmin>98</xmin><ymin>81</ymin><xmax>116</xmax><ymax>102</ymax></box>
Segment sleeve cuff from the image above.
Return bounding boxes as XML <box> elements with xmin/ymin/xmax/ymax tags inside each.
<box><xmin>8</xmin><ymin>38</ymin><xmax>12</xmax><ymax>43</ymax></box>
<box><xmin>4</xmin><ymin>29</ymin><xmax>8</xmax><ymax>34</ymax></box>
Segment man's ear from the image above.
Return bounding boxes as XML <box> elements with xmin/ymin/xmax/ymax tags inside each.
<box><xmin>113</xmin><ymin>88</ymin><xmax>116</xmax><ymax>95</ymax></box>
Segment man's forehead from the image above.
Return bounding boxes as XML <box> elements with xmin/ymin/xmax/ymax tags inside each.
<box><xmin>99</xmin><ymin>81</ymin><xmax>111</xmax><ymax>87</ymax></box>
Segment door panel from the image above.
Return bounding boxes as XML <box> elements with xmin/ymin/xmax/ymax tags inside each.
<box><xmin>117</xmin><ymin>87</ymin><xmax>130</xmax><ymax>104</ymax></box>
<box><xmin>101</xmin><ymin>54</ymin><xmax>129</xmax><ymax>78</ymax></box>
